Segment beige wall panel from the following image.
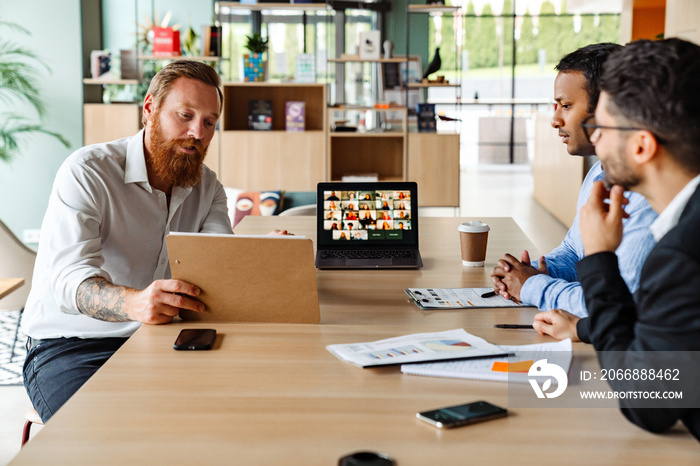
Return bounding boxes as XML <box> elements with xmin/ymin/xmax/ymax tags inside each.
<box><xmin>83</xmin><ymin>104</ymin><xmax>140</xmax><ymax>146</ymax></box>
<box><xmin>532</xmin><ymin>113</ymin><xmax>586</xmax><ymax>228</ymax></box>
<box><xmin>407</xmin><ymin>133</ymin><xmax>460</xmax><ymax>207</ymax></box>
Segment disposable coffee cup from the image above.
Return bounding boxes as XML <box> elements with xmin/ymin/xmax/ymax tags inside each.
<box><xmin>458</xmin><ymin>221</ymin><xmax>490</xmax><ymax>267</ymax></box>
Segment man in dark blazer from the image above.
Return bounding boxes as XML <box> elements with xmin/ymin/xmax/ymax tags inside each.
<box><xmin>535</xmin><ymin>38</ymin><xmax>700</xmax><ymax>439</ymax></box>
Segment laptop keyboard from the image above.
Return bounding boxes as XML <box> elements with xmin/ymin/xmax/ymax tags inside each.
<box><xmin>320</xmin><ymin>250</ymin><xmax>417</xmax><ymax>260</ymax></box>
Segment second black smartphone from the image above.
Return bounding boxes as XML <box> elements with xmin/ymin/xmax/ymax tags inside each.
<box><xmin>417</xmin><ymin>401</ymin><xmax>507</xmax><ymax>428</ymax></box>
<box><xmin>173</xmin><ymin>328</ymin><xmax>217</xmax><ymax>351</ymax></box>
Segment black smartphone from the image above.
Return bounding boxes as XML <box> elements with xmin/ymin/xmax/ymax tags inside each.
<box><xmin>416</xmin><ymin>401</ymin><xmax>507</xmax><ymax>428</ymax></box>
<box><xmin>173</xmin><ymin>328</ymin><xmax>216</xmax><ymax>351</ymax></box>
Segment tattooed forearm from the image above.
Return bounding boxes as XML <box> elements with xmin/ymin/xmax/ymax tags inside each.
<box><xmin>76</xmin><ymin>277</ymin><xmax>131</xmax><ymax>322</ymax></box>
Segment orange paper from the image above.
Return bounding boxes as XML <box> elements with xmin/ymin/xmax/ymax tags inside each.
<box><xmin>491</xmin><ymin>360</ymin><xmax>534</xmax><ymax>373</ymax></box>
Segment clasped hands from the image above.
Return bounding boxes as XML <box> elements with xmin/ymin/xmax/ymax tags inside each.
<box><xmin>490</xmin><ymin>250</ymin><xmax>548</xmax><ymax>303</ymax></box>
<box><xmin>520</xmin><ymin>181</ymin><xmax>628</xmax><ymax>342</ymax></box>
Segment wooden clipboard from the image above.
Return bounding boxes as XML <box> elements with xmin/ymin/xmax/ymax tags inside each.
<box><xmin>167</xmin><ymin>234</ymin><xmax>320</xmax><ymax>324</ymax></box>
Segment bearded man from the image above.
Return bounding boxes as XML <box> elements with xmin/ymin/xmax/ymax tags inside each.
<box><xmin>22</xmin><ymin>61</ymin><xmax>232</xmax><ymax>421</ymax></box>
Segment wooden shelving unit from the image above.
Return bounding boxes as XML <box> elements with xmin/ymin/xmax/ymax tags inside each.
<box><xmin>407</xmin><ymin>5</ymin><xmax>461</xmax><ymax>13</ymax></box>
<box><xmin>404</xmin><ymin>2</ymin><xmax>463</xmax><ymax>207</ymax></box>
<box><xmin>137</xmin><ymin>55</ymin><xmax>221</xmax><ymax>61</ymax></box>
<box><xmin>327</xmin><ymin>106</ymin><xmax>407</xmax><ymax>182</ymax></box>
<box><xmin>328</xmin><ymin>56</ymin><xmax>411</xmax><ymax>64</ymax></box>
<box><xmin>218</xmin><ymin>82</ymin><xmax>327</xmax><ymax>191</ymax></box>
<box><xmin>217</xmin><ymin>2</ymin><xmax>329</xmax><ymax>11</ymax></box>
<box><xmin>407</xmin><ymin>82</ymin><xmax>460</xmax><ymax>88</ymax></box>
<box><xmin>83</xmin><ymin>78</ymin><xmax>139</xmax><ymax>85</ymax></box>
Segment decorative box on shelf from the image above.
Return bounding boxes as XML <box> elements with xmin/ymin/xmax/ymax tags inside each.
<box><xmin>152</xmin><ymin>27</ymin><xmax>181</xmax><ymax>57</ymax></box>
<box><xmin>244</xmin><ymin>53</ymin><xmax>266</xmax><ymax>82</ymax></box>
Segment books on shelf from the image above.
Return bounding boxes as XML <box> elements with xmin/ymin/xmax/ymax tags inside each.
<box><xmin>295</xmin><ymin>53</ymin><xmax>316</xmax><ymax>83</ymax></box>
<box><xmin>405</xmin><ymin>288</ymin><xmax>522</xmax><ymax>309</ymax></box>
<box><xmin>120</xmin><ymin>49</ymin><xmax>139</xmax><ymax>80</ymax></box>
<box><xmin>401</xmin><ymin>339</ymin><xmax>573</xmax><ymax>384</ymax></box>
<box><xmin>202</xmin><ymin>26</ymin><xmax>221</xmax><ymax>57</ymax></box>
<box><xmin>90</xmin><ymin>50</ymin><xmax>112</xmax><ymax>80</ymax></box>
<box><xmin>341</xmin><ymin>174</ymin><xmax>379</xmax><ymax>182</ymax></box>
<box><xmin>285</xmin><ymin>102</ymin><xmax>305</xmax><ymax>132</ymax></box>
<box><xmin>326</xmin><ymin>329</ymin><xmax>508</xmax><ymax>368</ymax></box>
<box><xmin>416</xmin><ymin>103</ymin><xmax>436</xmax><ymax>132</ymax></box>
<box><xmin>249</xmin><ymin>100</ymin><xmax>273</xmax><ymax>131</ymax></box>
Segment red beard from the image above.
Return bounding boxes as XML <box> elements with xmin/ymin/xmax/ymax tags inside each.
<box><xmin>147</xmin><ymin>112</ymin><xmax>209</xmax><ymax>188</ymax></box>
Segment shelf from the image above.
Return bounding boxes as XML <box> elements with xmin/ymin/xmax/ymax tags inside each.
<box><xmin>138</xmin><ymin>55</ymin><xmax>221</xmax><ymax>61</ymax></box>
<box><xmin>83</xmin><ymin>78</ymin><xmax>139</xmax><ymax>85</ymax></box>
<box><xmin>330</xmin><ymin>177</ymin><xmax>404</xmax><ymax>182</ymax></box>
<box><xmin>222</xmin><ymin>81</ymin><xmax>322</xmax><ymax>88</ymax></box>
<box><xmin>223</xmin><ymin>129</ymin><xmax>325</xmax><ymax>135</ymax></box>
<box><xmin>217</xmin><ymin>2</ymin><xmax>329</xmax><ymax>12</ymax></box>
<box><xmin>329</xmin><ymin>56</ymin><xmax>412</xmax><ymax>63</ymax></box>
<box><xmin>407</xmin><ymin>130</ymin><xmax>460</xmax><ymax>136</ymax></box>
<box><xmin>329</xmin><ymin>106</ymin><xmax>407</xmax><ymax>113</ymax></box>
<box><xmin>407</xmin><ymin>83</ymin><xmax>460</xmax><ymax>88</ymax></box>
<box><xmin>222</xmin><ymin>82</ymin><xmax>326</xmax><ymax>131</ymax></box>
<box><xmin>330</xmin><ymin>132</ymin><xmax>405</xmax><ymax>138</ymax></box>
<box><xmin>408</xmin><ymin>5</ymin><xmax>461</xmax><ymax>13</ymax></box>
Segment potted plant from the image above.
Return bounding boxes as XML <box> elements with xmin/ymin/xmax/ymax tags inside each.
<box><xmin>243</xmin><ymin>33</ymin><xmax>269</xmax><ymax>82</ymax></box>
<box><xmin>0</xmin><ymin>19</ymin><xmax>69</xmax><ymax>162</ymax></box>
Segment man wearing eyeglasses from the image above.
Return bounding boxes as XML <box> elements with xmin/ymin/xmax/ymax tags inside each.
<box><xmin>537</xmin><ymin>38</ymin><xmax>700</xmax><ymax>440</ymax></box>
<box><xmin>490</xmin><ymin>44</ymin><xmax>657</xmax><ymax>321</ymax></box>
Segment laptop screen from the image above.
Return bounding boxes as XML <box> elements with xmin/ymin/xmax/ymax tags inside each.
<box><xmin>316</xmin><ymin>182</ymin><xmax>419</xmax><ymax>249</ymax></box>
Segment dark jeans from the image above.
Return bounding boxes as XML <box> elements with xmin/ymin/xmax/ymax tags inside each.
<box><xmin>23</xmin><ymin>337</ymin><xmax>128</xmax><ymax>422</ymax></box>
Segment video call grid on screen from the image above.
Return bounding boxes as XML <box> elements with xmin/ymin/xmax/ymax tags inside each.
<box><xmin>323</xmin><ymin>190</ymin><xmax>412</xmax><ymax>241</ymax></box>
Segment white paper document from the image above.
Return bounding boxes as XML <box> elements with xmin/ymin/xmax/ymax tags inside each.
<box><xmin>401</xmin><ymin>339</ymin><xmax>573</xmax><ymax>383</ymax></box>
<box><xmin>405</xmin><ymin>288</ymin><xmax>522</xmax><ymax>309</ymax></box>
<box><xmin>326</xmin><ymin>329</ymin><xmax>508</xmax><ymax>368</ymax></box>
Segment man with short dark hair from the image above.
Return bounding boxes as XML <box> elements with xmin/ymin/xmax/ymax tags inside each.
<box><xmin>539</xmin><ymin>38</ymin><xmax>700</xmax><ymax>439</ymax></box>
<box><xmin>490</xmin><ymin>43</ymin><xmax>657</xmax><ymax>318</ymax></box>
<box><xmin>22</xmin><ymin>60</ymin><xmax>232</xmax><ymax>421</ymax></box>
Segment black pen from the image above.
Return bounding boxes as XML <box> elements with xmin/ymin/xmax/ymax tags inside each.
<box><xmin>480</xmin><ymin>291</ymin><xmax>497</xmax><ymax>298</ymax></box>
<box><xmin>493</xmin><ymin>324</ymin><xmax>534</xmax><ymax>329</ymax></box>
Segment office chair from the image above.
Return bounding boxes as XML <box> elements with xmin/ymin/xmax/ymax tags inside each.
<box><xmin>278</xmin><ymin>204</ymin><xmax>316</xmax><ymax>216</ymax></box>
<box><xmin>0</xmin><ymin>219</ymin><xmax>36</xmax><ymax>362</ymax></box>
<box><xmin>22</xmin><ymin>407</ymin><xmax>43</xmax><ymax>447</ymax></box>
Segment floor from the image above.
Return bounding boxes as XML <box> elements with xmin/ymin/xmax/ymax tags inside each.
<box><xmin>0</xmin><ymin>164</ymin><xmax>568</xmax><ymax>465</ymax></box>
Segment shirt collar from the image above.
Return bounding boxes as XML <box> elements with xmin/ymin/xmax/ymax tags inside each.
<box><xmin>649</xmin><ymin>174</ymin><xmax>700</xmax><ymax>241</ymax></box>
<box><xmin>124</xmin><ymin>129</ymin><xmax>151</xmax><ymax>191</ymax></box>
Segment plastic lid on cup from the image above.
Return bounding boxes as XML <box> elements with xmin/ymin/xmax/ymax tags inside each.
<box><xmin>458</xmin><ymin>221</ymin><xmax>490</xmax><ymax>233</ymax></box>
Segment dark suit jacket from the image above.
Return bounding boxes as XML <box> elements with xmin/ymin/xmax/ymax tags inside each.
<box><xmin>576</xmin><ymin>184</ymin><xmax>700</xmax><ymax>440</ymax></box>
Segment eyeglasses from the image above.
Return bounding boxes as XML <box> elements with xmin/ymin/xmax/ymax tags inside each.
<box><xmin>580</xmin><ymin>115</ymin><xmax>648</xmax><ymax>143</ymax></box>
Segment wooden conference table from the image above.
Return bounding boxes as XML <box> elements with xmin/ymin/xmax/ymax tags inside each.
<box><xmin>0</xmin><ymin>278</ymin><xmax>24</xmax><ymax>301</ymax></box>
<box><xmin>12</xmin><ymin>217</ymin><xmax>699</xmax><ymax>464</ymax></box>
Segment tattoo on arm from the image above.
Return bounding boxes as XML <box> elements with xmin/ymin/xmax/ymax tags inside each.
<box><xmin>76</xmin><ymin>277</ymin><xmax>130</xmax><ymax>322</ymax></box>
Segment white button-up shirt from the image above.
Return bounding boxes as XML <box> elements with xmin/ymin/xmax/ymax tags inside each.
<box><xmin>22</xmin><ymin>130</ymin><xmax>232</xmax><ymax>339</ymax></box>
<box><xmin>649</xmin><ymin>174</ymin><xmax>700</xmax><ymax>242</ymax></box>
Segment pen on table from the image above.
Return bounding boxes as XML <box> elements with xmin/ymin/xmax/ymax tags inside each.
<box><xmin>493</xmin><ymin>324</ymin><xmax>534</xmax><ymax>329</ymax></box>
<box><xmin>480</xmin><ymin>291</ymin><xmax>497</xmax><ymax>298</ymax></box>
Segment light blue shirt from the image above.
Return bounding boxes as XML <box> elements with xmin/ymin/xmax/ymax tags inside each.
<box><xmin>520</xmin><ymin>161</ymin><xmax>657</xmax><ymax>317</ymax></box>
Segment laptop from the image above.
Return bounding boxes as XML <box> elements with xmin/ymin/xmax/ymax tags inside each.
<box><xmin>167</xmin><ymin>233</ymin><xmax>320</xmax><ymax>324</ymax></box>
<box><xmin>315</xmin><ymin>181</ymin><xmax>423</xmax><ymax>269</ymax></box>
